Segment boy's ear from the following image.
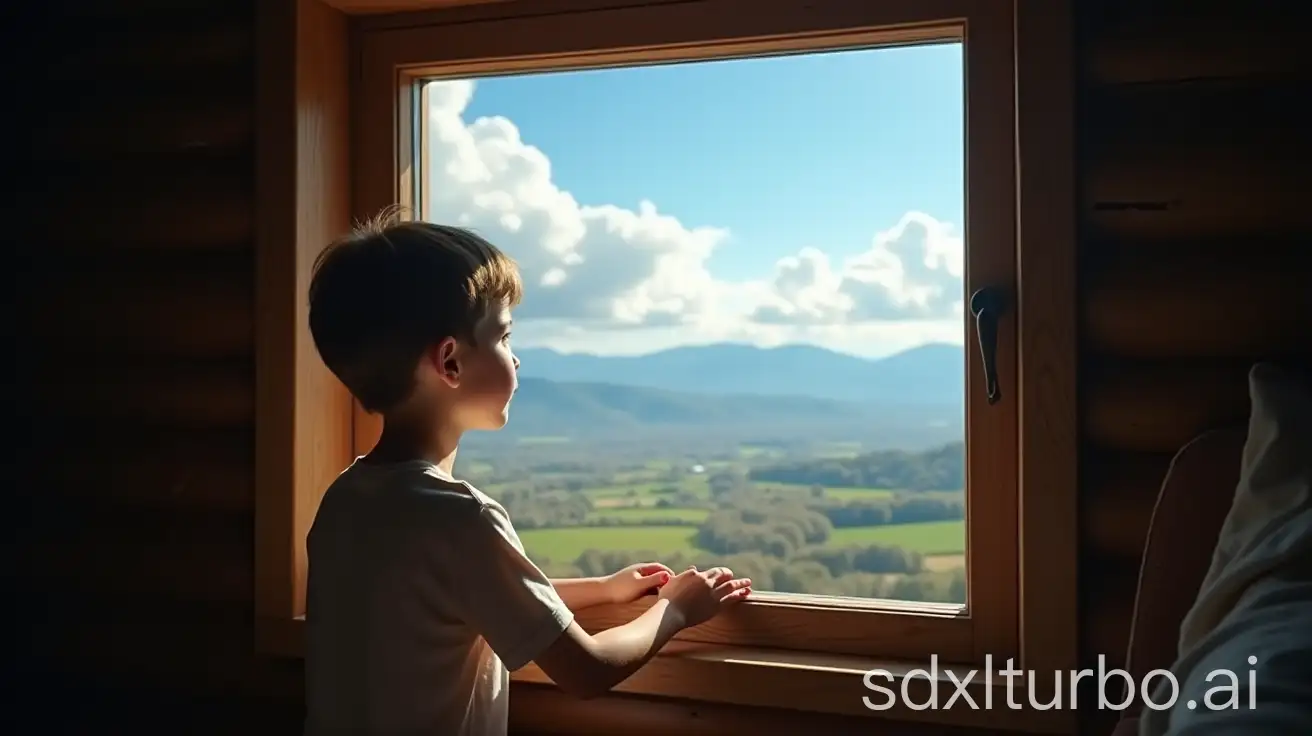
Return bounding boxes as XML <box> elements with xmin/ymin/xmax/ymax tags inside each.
<box><xmin>432</xmin><ymin>337</ymin><xmax>461</xmax><ymax>388</ymax></box>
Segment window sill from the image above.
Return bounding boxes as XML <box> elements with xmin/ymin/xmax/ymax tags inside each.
<box><xmin>260</xmin><ymin>616</ymin><xmax>1074</xmax><ymax>733</ymax></box>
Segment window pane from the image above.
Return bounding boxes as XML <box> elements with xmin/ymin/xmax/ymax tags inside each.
<box><xmin>420</xmin><ymin>42</ymin><xmax>966</xmax><ymax>605</ymax></box>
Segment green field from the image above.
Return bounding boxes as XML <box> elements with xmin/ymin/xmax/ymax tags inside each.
<box><xmin>824</xmin><ymin>488</ymin><xmax>895</xmax><ymax>501</ymax></box>
<box><xmin>584</xmin><ymin>507</ymin><xmax>711</xmax><ymax>524</ymax></box>
<box><xmin>461</xmin><ymin>438</ymin><xmax>966</xmax><ymax>601</ymax></box>
<box><xmin>516</xmin><ymin>435</ymin><xmax>573</xmax><ymax>445</ymax></box>
<box><xmin>520</xmin><ymin>518</ymin><xmax>965</xmax><ymax>563</ymax></box>
<box><xmin>761</xmin><ymin>482</ymin><xmax>895</xmax><ymax>501</ymax></box>
<box><xmin>521</xmin><ymin>525</ymin><xmax>698</xmax><ymax>561</ymax></box>
<box><xmin>829</xmin><ymin>519</ymin><xmax>964</xmax><ymax>554</ymax></box>
<box><xmin>482</xmin><ymin>462</ymin><xmax>922</xmax><ymax>508</ymax></box>
<box><xmin>585</xmin><ymin>475</ymin><xmax>710</xmax><ymax>500</ymax></box>
<box><xmin>580</xmin><ymin>477</ymin><xmax>896</xmax><ymax>505</ymax></box>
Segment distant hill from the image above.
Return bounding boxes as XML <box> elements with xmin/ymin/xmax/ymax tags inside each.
<box><xmin>513</xmin><ymin>342</ymin><xmax>965</xmax><ymax>405</ymax></box>
<box><xmin>472</xmin><ymin>374</ymin><xmax>963</xmax><ymax>450</ymax></box>
<box><xmin>504</xmin><ymin>376</ymin><xmax>868</xmax><ymax>432</ymax></box>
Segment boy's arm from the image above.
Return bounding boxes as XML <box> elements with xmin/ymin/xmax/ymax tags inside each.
<box><xmin>551</xmin><ymin>563</ymin><xmax>672</xmax><ymax>611</ymax></box>
<box><xmin>535</xmin><ymin>566</ymin><xmax>745</xmax><ymax>698</ymax></box>
<box><xmin>532</xmin><ymin>598</ymin><xmax>687</xmax><ymax>699</ymax></box>
<box><xmin>548</xmin><ymin>576</ymin><xmax>611</xmax><ymax>611</ymax></box>
<box><xmin>439</xmin><ymin>502</ymin><xmax>700</xmax><ymax>698</ymax></box>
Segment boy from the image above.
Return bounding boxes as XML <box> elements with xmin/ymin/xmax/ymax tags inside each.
<box><xmin>302</xmin><ymin>215</ymin><xmax>752</xmax><ymax>735</ymax></box>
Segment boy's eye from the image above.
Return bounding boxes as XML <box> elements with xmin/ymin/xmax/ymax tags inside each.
<box><xmin>501</xmin><ymin>333</ymin><xmax>512</xmax><ymax>343</ymax></box>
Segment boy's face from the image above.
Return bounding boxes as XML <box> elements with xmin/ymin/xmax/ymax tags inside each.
<box><xmin>434</xmin><ymin>300</ymin><xmax>519</xmax><ymax>432</ymax></box>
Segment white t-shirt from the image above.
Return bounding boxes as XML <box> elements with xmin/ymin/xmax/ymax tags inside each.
<box><xmin>303</xmin><ymin>458</ymin><xmax>575</xmax><ymax>735</ymax></box>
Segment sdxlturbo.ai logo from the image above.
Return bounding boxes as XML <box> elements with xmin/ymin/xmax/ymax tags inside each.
<box><xmin>862</xmin><ymin>655</ymin><xmax>1259</xmax><ymax>712</ymax></box>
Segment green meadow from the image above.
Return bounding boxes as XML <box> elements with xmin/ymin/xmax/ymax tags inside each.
<box><xmin>520</xmin><ymin>519</ymin><xmax>965</xmax><ymax>562</ymax></box>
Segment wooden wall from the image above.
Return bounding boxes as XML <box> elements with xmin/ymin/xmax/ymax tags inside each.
<box><xmin>12</xmin><ymin>0</ymin><xmax>304</xmax><ymax>730</ymax></box>
<box><xmin>9</xmin><ymin>0</ymin><xmax>1305</xmax><ymax>734</ymax></box>
<box><xmin>1075</xmin><ymin>1</ymin><xmax>1308</xmax><ymax>732</ymax></box>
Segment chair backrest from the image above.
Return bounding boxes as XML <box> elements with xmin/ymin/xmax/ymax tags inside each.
<box><xmin>1117</xmin><ymin>426</ymin><xmax>1247</xmax><ymax>723</ymax></box>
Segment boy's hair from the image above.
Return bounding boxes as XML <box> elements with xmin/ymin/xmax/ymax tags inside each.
<box><xmin>308</xmin><ymin>211</ymin><xmax>523</xmax><ymax>414</ymax></box>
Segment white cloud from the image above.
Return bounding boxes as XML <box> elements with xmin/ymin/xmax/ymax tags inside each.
<box><xmin>424</xmin><ymin>79</ymin><xmax>964</xmax><ymax>356</ymax></box>
<box><xmin>751</xmin><ymin>212</ymin><xmax>964</xmax><ymax>325</ymax></box>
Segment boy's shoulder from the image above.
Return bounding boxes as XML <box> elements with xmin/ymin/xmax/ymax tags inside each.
<box><xmin>327</xmin><ymin>459</ymin><xmax>503</xmax><ymax>525</ymax></box>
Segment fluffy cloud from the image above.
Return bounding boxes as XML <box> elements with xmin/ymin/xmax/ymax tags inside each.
<box><xmin>751</xmin><ymin>212</ymin><xmax>964</xmax><ymax>325</ymax></box>
<box><xmin>424</xmin><ymin>80</ymin><xmax>963</xmax><ymax>352</ymax></box>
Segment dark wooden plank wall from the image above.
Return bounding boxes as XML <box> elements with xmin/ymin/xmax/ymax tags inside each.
<box><xmin>12</xmin><ymin>0</ymin><xmax>303</xmax><ymax>730</ymax></box>
<box><xmin>1075</xmin><ymin>1</ymin><xmax>1308</xmax><ymax>733</ymax></box>
<box><xmin>9</xmin><ymin>0</ymin><xmax>1306</xmax><ymax>733</ymax></box>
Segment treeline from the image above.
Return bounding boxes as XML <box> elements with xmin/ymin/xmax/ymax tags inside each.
<box><xmin>541</xmin><ymin>547</ymin><xmax>966</xmax><ymax>604</ymax></box>
<box><xmin>695</xmin><ymin>507</ymin><xmax>924</xmax><ymax>573</ymax></box>
<box><xmin>500</xmin><ymin>491</ymin><xmax>591</xmax><ymax>529</ymax></box>
<box><xmin>500</xmin><ymin>483</ymin><xmax>962</xmax><ymax>531</ymax></box>
<box><xmin>748</xmin><ymin>441</ymin><xmax>964</xmax><ymax>491</ymax></box>
<box><xmin>712</xmin><ymin>475</ymin><xmax>963</xmax><ymax>528</ymax></box>
<box><xmin>695</xmin><ymin>506</ymin><xmax>832</xmax><ymax>558</ymax></box>
<box><xmin>817</xmin><ymin>496</ymin><xmax>963</xmax><ymax>527</ymax></box>
<box><xmin>500</xmin><ymin>487</ymin><xmax>707</xmax><ymax>529</ymax></box>
<box><xmin>689</xmin><ymin>500</ymin><xmax>957</xmax><ymax>563</ymax></box>
<box><xmin>501</xmin><ymin>489</ymin><xmax>961</xmax><ymax>531</ymax></box>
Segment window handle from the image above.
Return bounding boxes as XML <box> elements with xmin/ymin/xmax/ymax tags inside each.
<box><xmin>969</xmin><ymin>286</ymin><xmax>1008</xmax><ymax>406</ymax></box>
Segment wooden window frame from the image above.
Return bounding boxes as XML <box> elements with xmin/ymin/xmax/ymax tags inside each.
<box><xmin>255</xmin><ymin>0</ymin><xmax>1077</xmax><ymax>731</ymax></box>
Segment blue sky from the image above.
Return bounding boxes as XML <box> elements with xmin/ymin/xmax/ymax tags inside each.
<box><xmin>423</xmin><ymin>41</ymin><xmax>965</xmax><ymax>357</ymax></box>
<box><xmin>463</xmin><ymin>42</ymin><xmax>962</xmax><ymax>280</ymax></box>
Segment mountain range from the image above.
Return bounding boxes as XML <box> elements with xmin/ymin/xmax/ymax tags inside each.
<box><xmin>513</xmin><ymin>342</ymin><xmax>965</xmax><ymax>405</ymax></box>
<box><xmin>472</xmin><ymin>342</ymin><xmax>967</xmax><ymax>444</ymax></box>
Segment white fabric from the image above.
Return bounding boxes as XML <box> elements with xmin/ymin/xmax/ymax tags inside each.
<box><xmin>1140</xmin><ymin>363</ymin><xmax>1312</xmax><ymax>735</ymax></box>
<box><xmin>303</xmin><ymin>459</ymin><xmax>575</xmax><ymax>735</ymax></box>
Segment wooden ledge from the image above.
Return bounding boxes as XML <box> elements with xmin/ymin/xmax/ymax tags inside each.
<box><xmin>517</xmin><ymin>642</ymin><xmax>1074</xmax><ymax>733</ymax></box>
<box><xmin>259</xmin><ymin>616</ymin><xmax>1074</xmax><ymax>733</ymax></box>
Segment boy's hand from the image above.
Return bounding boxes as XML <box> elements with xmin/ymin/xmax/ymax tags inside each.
<box><xmin>604</xmin><ymin>562</ymin><xmax>674</xmax><ymax>604</ymax></box>
<box><xmin>658</xmin><ymin>565</ymin><xmax>752</xmax><ymax>629</ymax></box>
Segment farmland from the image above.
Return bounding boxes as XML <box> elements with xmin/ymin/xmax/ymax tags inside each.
<box><xmin>521</xmin><ymin>519</ymin><xmax>964</xmax><ymax>568</ymax></box>
<box><xmin>457</xmin><ymin>433</ymin><xmax>968</xmax><ymax>604</ymax></box>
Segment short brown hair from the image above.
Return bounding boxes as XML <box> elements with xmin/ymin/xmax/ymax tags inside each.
<box><xmin>308</xmin><ymin>212</ymin><xmax>523</xmax><ymax>414</ymax></box>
